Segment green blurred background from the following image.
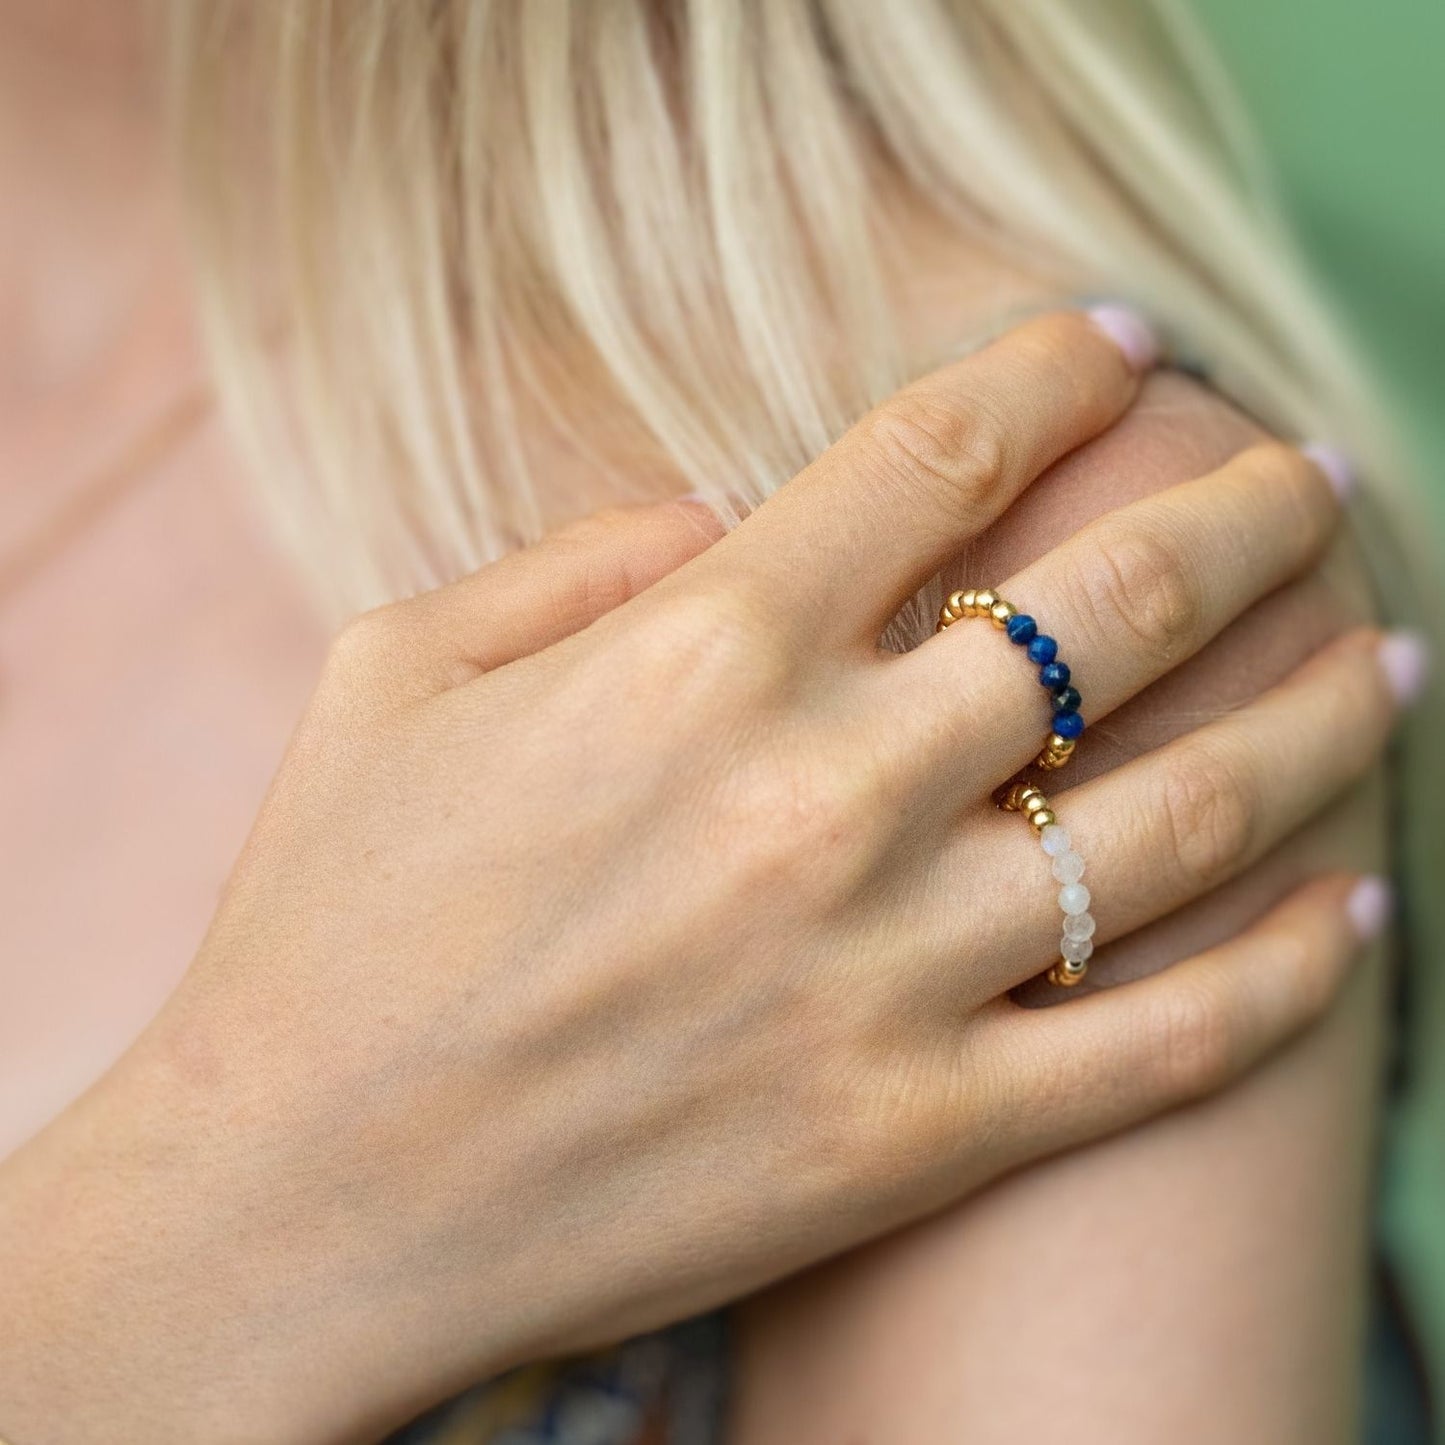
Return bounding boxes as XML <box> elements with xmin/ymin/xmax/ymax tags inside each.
<box><xmin>1197</xmin><ymin>0</ymin><xmax>1444</xmax><ymax>520</ymax></box>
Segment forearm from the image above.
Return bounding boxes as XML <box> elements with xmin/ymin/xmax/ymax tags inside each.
<box><xmin>0</xmin><ymin>1039</ymin><xmax>412</xmax><ymax>1445</ymax></box>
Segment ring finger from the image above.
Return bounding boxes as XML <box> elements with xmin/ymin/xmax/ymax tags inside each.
<box><xmin>927</xmin><ymin>626</ymin><xmax>1407</xmax><ymax>998</ymax></box>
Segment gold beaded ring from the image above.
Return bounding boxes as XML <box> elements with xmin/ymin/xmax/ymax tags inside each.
<box><xmin>939</xmin><ymin>589</ymin><xmax>1095</xmax><ymax>987</ymax></box>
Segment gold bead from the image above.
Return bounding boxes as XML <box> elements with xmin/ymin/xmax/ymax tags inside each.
<box><xmin>945</xmin><ymin>590</ymin><xmax>967</xmax><ymax>616</ymax></box>
<box><xmin>960</xmin><ymin>588</ymin><xmax>979</xmax><ymax>616</ymax></box>
<box><xmin>1020</xmin><ymin>792</ymin><xmax>1049</xmax><ymax>816</ymax></box>
<box><xmin>1029</xmin><ymin>808</ymin><xmax>1056</xmax><ymax>831</ymax></box>
<box><xmin>973</xmin><ymin>588</ymin><xmax>998</xmax><ymax>616</ymax></box>
<box><xmin>999</xmin><ymin>782</ymin><xmax>1029</xmax><ymax>812</ymax></box>
<box><xmin>1049</xmin><ymin>960</ymin><xmax>1087</xmax><ymax>987</ymax></box>
<box><xmin>989</xmin><ymin>599</ymin><xmax>1017</xmax><ymax>629</ymax></box>
<box><xmin>1035</xmin><ymin>731</ymin><xmax>1076</xmax><ymax>769</ymax></box>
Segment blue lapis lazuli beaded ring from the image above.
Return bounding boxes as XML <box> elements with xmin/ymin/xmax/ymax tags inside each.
<box><xmin>937</xmin><ymin>588</ymin><xmax>1094</xmax><ymax>986</ymax></box>
<box><xmin>938</xmin><ymin>588</ymin><xmax>1084</xmax><ymax>770</ymax></box>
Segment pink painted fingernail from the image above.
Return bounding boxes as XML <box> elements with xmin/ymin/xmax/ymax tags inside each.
<box><xmin>1302</xmin><ymin>443</ymin><xmax>1357</xmax><ymax>503</ymax></box>
<box><xmin>1085</xmin><ymin>304</ymin><xmax>1161</xmax><ymax>372</ymax></box>
<box><xmin>1346</xmin><ymin>875</ymin><xmax>1394</xmax><ymax>943</ymax></box>
<box><xmin>1379</xmin><ymin>630</ymin><xmax>1431</xmax><ymax>706</ymax></box>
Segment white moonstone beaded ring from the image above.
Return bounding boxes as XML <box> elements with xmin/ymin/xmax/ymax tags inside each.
<box><xmin>1043</xmin><ymin>823</ymin><xmax>1094</xmax><ymax>985</ymax></box>
<box><xmin>999</xmin><ymin>784</ymin><xmax>1094</xmax><ymax>985</ymax></box>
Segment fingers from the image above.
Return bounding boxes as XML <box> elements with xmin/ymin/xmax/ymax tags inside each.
<box><xmin>691</xmin><ymin>309</ymin><xmax>1155</xmax><ymax>645</ymax></box>
<box><xmin>1054</xmin><ymin>627</ymin><xmax>1399</xmax><ymax>953</ymax></box>
<box><xmin>974</xmin><ymin>873</ymin><xmax>1387</xmax><ymax>1163</ymax></box>
<box><xmin>324</xmin><ymin>500</ymin><xmax>725</xmax><ymax>699</ymax></box>
<box><xmin>904</xmin><ymin>440</ymin><xmax>1346</xmax><ymax>786</ymax></box>
<box><xmin>938</xmin><ymin>627</ymin><xmax>1403</xmax><ymax>996</ymax></box>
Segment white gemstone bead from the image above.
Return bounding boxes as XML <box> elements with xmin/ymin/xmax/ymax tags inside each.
<box><xmin>1051</xmin><ymin>850</ymin><xmax>1085</xmax><ymax>884</ymax></box>
<box><xmin>1039</xmin><ymin>824</ymin><xmax>1072</xmax><ymax>857</ymax></box>
<box><xmin>1058</xmin><ymin>882</ymin><xmax>1091</xmax><ymax>915</ymax></box>
<box><xmin>1063</xmin><ymin>910</ymin><xmax>1096</xmax><ymax>941</ymax></box>
<box><xmin>1061</xmin><ymin>935</ymin><xmax>1095</xmax><ymax>964</ymax></box>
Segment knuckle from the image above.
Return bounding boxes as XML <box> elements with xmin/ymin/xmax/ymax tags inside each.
<box><xmin>624</xmin><ymin>585</ymin><xmax>781</xmax><ymax>698</ymax></box>
<box><xmin>1079</xmin><ymin>514</ymin><xmax>1203</xmax><ymax>660</ymax></box>
<box><xmin>541</xmin><ymin>540</ymin><xmax>636</xmax><ymax>634</ymax></box>
<box><xmin>1158</xmin><ymin>744</ymin><xmax>1257</xmax><ymax>891</ymax></box>
<box><xmin>864</xmin><ymin>391</ymin><xmax>1010</xmax><ymax>525</ymax></box>
<box><xmin>720</xmin><ymin>752</ymin><xmax>883</xmax><ymax>908</ymax></box>
<box><xmin>1150</xmin><ymin>981</ymin><xmax>1236</xmax><ymax>1100</ymax></box>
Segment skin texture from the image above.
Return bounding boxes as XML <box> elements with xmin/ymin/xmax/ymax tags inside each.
<box><xmin>0</xmin><ymin>15</ymin><xmax>1402</xmax><ymax>1438</ymax></box>
<box><xmin>0</xmin><ymin>316</ymin><xmax>1399</xmax><ymax>1445</ymax></box>
<box><xmin>728</xmin><ymin>374</ymin><xmax>1388</xmax><ymax>1444</ymax></box>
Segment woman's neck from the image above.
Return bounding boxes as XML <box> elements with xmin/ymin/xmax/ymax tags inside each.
<box><xmin>0</xmin><ymin>0</ymin><xmax>184</xmax><ymax>409</ymax></box>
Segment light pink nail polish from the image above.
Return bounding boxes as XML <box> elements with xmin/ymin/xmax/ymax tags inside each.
<box><xmin>1301</xmin><ymin>442</ymin><xmax>1357</xmax><ymax>503</ymax></box>
<box><xmin>1346</xmin><ymin>875</ymin><xmax>1394</xmax><ymax>943</ymax></box>
<box><xmin>1085</xmin><ymin>304</ymin><xmax>1161</xmax><ymax>372</ymax></box>
<box><xmin>1379</xmin><ymin>630</ymin><xmax>1431</xmax><ymax>706</ymax></box>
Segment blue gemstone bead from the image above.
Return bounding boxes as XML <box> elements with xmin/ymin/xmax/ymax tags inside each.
<box><xmin>1005</xmin><ymin>613</ymin><xmax>1037</xmax><ymax>644</ymax></box>
<box><xmin>1027</xmin><ymin>635</ymin><xmax>1058</xmax><ymax>666</ymax></box>
<box><xmin>1052</xmin><ymin>709</ymin><xmax>1085</xmax><ymax>739</ymax></box>
<box><xmin>1053</xmin><ymin>684</ymin><xmax>1083</xmax><ymax>713</ymax></box>
<box><xmin>1039</xmin><ymin>660</ymin><xmax>1070</xmax><ymax>690</ymax></box>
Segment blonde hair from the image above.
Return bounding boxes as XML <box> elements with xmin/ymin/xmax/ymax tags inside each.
<box><xmin>169</xmin><ymin>0</ymin><xmax>1443</xmax><ymax>1377</ymax></box>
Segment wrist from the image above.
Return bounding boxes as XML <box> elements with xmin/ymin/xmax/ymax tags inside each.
<box><xmin>0</xmin><ymin>1001</ymin><xmax>534</xmax><ymax>1445</ymax></box>
<box><xmin>0</xmin><ymin>1044</ymin><xmax>366</xmax><ymax>1444</ymax></box>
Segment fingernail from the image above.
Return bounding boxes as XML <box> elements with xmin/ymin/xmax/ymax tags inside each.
<box><xmin>1085</xmin><ymin>304</ymin><xmax>1160</xmax><ymax>372</ymax></box>
<box><xmin>1302</xmin><ymin>443</ymin><xmax>1356</xmax><ymax>503</ymax></box>
<box><xmin>1346</xmin><ymin>875</ymin><xmax>1394</xmax><ymax>943</ymax></box>
<box><xmin>1378</xmin><ymin>629</ymin><xmax>1431</xmax><ymax>706</ymax></box>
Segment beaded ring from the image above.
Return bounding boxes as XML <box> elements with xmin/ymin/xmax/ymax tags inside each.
<box><xmin>936</xmin><ymin>588</ymin><xmax>1085</xmax><ymax>762</ymax></box>
<box><xmin>999</xmin><ymin>782</ymin><xmax>1094</xmax><ymax>986</ymax></box>
<box><xmin>937</xmin><ymin>588</ymin><xmax>1094</xmax><ymax>987</ymax></box>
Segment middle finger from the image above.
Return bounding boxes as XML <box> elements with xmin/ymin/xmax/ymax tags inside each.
<box><xmin>891</xmin><ymin>441</ymin><xmax>1347</xmax><ymax>791</ymax></box>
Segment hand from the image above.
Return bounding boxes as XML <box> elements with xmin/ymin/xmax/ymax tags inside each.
<box><xmin>0</xmin><ymin>312</ymin><xmax>1401</xmax><ymax>1445</ymax></box>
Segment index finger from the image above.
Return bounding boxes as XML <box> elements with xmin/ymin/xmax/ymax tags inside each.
<box><xmin>695</xmin><ymin>307</ymin><xmax>1158</xmax><ymax>645</ymax></box>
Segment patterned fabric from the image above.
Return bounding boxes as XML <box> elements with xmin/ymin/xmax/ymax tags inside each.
<box><xmin>386</xmin><ymin>1314</ymin><xmax>729</xmax><ymax>1445</ymax></box>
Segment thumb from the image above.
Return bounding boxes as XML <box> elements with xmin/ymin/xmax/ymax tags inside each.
<box><xmin>332</xmin><ymin>500</ymin><xmax>725</xmax><ymax>699</ymax></box>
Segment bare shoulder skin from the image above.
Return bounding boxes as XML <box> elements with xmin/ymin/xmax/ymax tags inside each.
<box><xmin>726</xmin><ymin>373</ymin><xmax>1387</xmax><ymax>1443</ymax></box>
